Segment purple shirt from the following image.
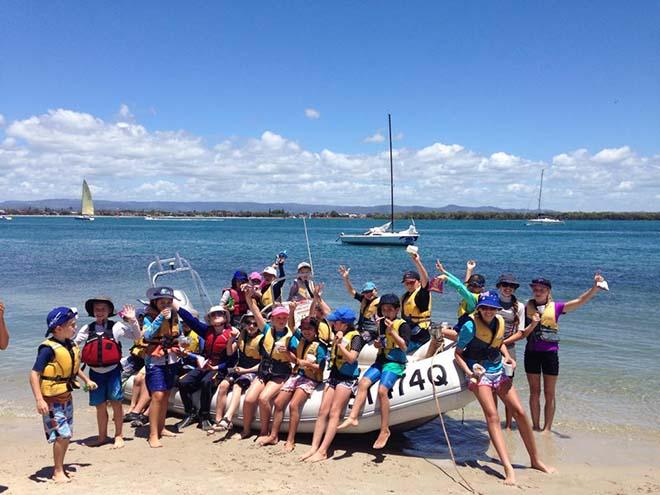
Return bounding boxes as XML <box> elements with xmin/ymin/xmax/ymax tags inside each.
<box><xmin>526</xmin><ymin>301</ymin><xmax>565</xmax><ymax>352</ymax></box>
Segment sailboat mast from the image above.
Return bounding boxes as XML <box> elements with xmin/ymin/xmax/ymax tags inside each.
<box><xmin>388</xmin><ymin>114</ymin><xmax>394</xmax><ymax>231</ymax></box>
<box><xmin>537</xmin><ymin>169</ymin><xmax>544</xmax><ymax>213</ymax></box>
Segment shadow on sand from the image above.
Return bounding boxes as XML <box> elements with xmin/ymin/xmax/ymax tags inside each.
<box><xmin>28</xmin><ymin>463</ymin><xmax>92</xmax><ymax>483</ymax></box>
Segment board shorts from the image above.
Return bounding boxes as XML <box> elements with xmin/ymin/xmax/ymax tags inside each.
<box><xmin>326</xmin><ymin>375</ymin><xmax>358</xmax><ymax>394</ymax></box>
<box><xmin>363</xmin><ymin>361</ymin><xmax>405</xmax><ymax>391</ymax></box>
<box><xmin>524</xmin><ymin>349</ymin><xmax>559</xmax><ymax>376</ymax></box>
<box><xmin>42</xmin><ymin>399</ymin><xmax>74</xmax><ymax>443</ymax></box>
<box><xmin>89</xmin><ymin>367</ymin><xmax>123</xmax><ymax>406</ymax></box>
<box><xmin>281</xmin><ymin>374</ymin><xmax>320</xmax><ymax>396</ymax></box>
<box><xmin>145</xmin><ymin>363</ymin><xmax>178</xmax><ymax>392</ymax></box>
<box><xmin>225</xmin><ymin>371</ymin><xmax>257</xmax><ymax>391</ymax></box>
<box><xmin>468</xmin><ymin>370</ymin><xmax>511</xmax><ymax>392</ymax></box>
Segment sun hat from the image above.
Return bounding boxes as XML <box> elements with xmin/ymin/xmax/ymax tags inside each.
<box><xmin>377</xmin><ymin>293</ymin><xmax>401</xmax><ymax>309</ymax></box>
<box><xmin>467</xmin><ymin>274</ymin><xmax>486</xmax><ymax>288</ymax></box>
<box><xmin>530</xmin><ymin>277</ymin><xmax>552</xmax><ymax>289</ymax></box>
<box><xmin>271</xmin><ymin>306</ymin><xmax>290</xmax><ymax>318</ymax></box>
<box><xmin>496</xmin><ymin>274</ymin><xmax>520</xmax><ymax>289</ymax></box>
<box><xmin>233</xmin><ymin>270</ymin><xmax>248</xmax><ymax>281</ymax></box>
<box><xmin>207</xmin><ymin>305</ymin><xmax>230</xmax><ymax>317</ymax></box>
<box><xmin>262</xmin><ymin>266</ymin><xmax>278</xmax><ymax>277</ymax></box>
<box><xmin>146</xmin><ymin>287</ymin><xmax>180</xmax><ymax>301</ymax></box>
<box><xmin>401</xmin><ymin>270</ymin><xmax>421</xmax><ymax>283</ymax></box>
<box><xmin>46</xmin><ymin>306</ymin><xmax>78</xmax><ymax>335</ymax></box>
<box><xmin>84</xmin><ymin>296</ymin><xmax>116</xmax><ymax>317</ymax></box>
<box><xmin>297</xmin><ymin>262</ymin><xmax>312</xmax><ymax>271</ymax></box>
<box><xmin>249</xmin><ymin>271</ymin><xmax>263</xmax><ymax>283</ymax></box>
<box><xmin>326</xmin><ymin>307</ymin><xmax>357</xmax><ymax>324</ymax></box>
<box><xmin>476</xmin><ymin>291</ymin><xmax>502</xmax><ymax>309</ymax></box>
<box><xmin>360</xmin><ymin>281</ymin><xmax>377</xmax><ymax>293</ymax></box>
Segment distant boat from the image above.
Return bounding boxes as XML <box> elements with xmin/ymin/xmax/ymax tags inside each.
<box><xmin>144</xmin><ymin>215</ymin><xmax>156</xmax><ymax>221</ymax></box>
<box><xmin>339</xmin><ymin>115</ymin><xmax>418</xmax><ymax>246</ymax></box>
<box><xmin>0</xmin><ymin>215</ymin><xmax>12</xmax><ymax>221</ymax></box>
<box><xmin>75</xmin><ymin>179</ymin><xmax>95</xmax><ymax>221</ymax></box>
<box><xmin>526</xmin><ymin>169</ymin><xmax>564</xmax><ymax>226</ymax></box>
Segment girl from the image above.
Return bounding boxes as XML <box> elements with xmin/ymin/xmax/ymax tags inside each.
<box><xmin>299</xmin><ymin>307</ymin><xmax>365</xmax><ymax>463</ymax></box>
<box><xmin>221</xmin><ymin>271</ymin><xmax>250</xmax><ymax>326</ymax></box>
<box><xmin>258</xmin><ymin>316</ymin><xmax>326</xmax><ymax>451</ymax></box>
<box><xmin>454</xmin><ymin>291</ymin><xmax>554</xmax><ymax>485</ymax></box>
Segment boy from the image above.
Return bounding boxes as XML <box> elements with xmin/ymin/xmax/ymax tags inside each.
<box><xmin>74</xmin><ymin>296</ymin><xmax>141</xmax><ymax>448</ymax></box>
<box><xmin>29</xmin><ymin>307</ymin><xmax>97</xmax><ymax>483</ymax></box>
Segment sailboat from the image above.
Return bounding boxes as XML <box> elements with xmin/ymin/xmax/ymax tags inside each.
<box><xmin>0</xmin><ymin>210</ymin><xmax>12</xmax><ymax>221</ymax></box>
<box><xmin>75</xmin><ymin>179</ymin><xmax>95</xmax><ymax>221</ymax></box>
<box><xmin>339</xmin><ymin>115</ymin><xmax>419</xmax><ymax>245</ymax></box>
<box><xmin>526</xmin><ymin>169</ymin><xmax>564</xmax><ymax>226</ymax></box>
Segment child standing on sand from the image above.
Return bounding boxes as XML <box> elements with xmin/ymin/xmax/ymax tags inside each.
<box><xmin>29</xmin><ymin>307</ymin><xmax>98</xmax><ymax>483</ymax></box>
<box><xmin>75</xmin><ymin>297</ymin><xmax>141</xmax><ymax>448</ymax></box>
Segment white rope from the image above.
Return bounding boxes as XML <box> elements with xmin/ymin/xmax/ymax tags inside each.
<box><xmin>302</xmin><ymin>216</ymin><xmax>314</xmax><ymax>275</ymax></box>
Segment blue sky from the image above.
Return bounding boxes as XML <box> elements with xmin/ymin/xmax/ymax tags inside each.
<box><xmin>1</xmin><ymin>1</ymin><xmax>659</xmax><ymax>210</ymax></box>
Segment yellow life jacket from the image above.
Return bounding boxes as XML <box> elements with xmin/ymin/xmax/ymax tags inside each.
<box><xmin>357</xmin><ymin>296</ymin><xmax>380</xmax><ymax>335</ymax></box>
<box><xmin>130</xmin><ymin>338</ymin><xmax>148</xmax><ymax>358</ymax></box>
<box><xmin>330</xmin><ymin>329</ymin><xmax>361</xmax><ymax>378</ymax></box>
<box><xmin>318</xmin><ymin>319</ymin><xmax>332</xmax><ymax>346</ymax></box>
<box><xmin>378</xmin><ymin>319</ymin><xmax>408</xmax><ymax>364</ymax></box>
<box><xmin>39</xmin><ymin>339</ymin><xmax>81</xmax><ymax>398</ymax></box>
<box><xmin>294</xmin><ymin>339</ymin><xmax>324</xmax><ymax>382</ymax></box>
<box><xmin>462</xmin><ymin>313</ymin><xmax>505</xmax><ymax>363</ymax></box>
<box><xmin>187</xmin><ymin>330</ymin><xmax>201</xmax><ymax>354</ymax></box>
<box><xmin>260</xmin><ymin>285</ymin><xmax>274</xmax><ymax>308</ymax></box>
<box><xmin>145</xmin><ymin>314</ymin><xmax>180</xmax><ymax>357</ymax></box>
<box><xmin>292</xmin><ymin>280</ymin><xmax>312</xmax><ymax>300</ymax></box>
<box><xmin>260</xmin><ymin>325</ymin><xmax>293</xmax><ymax>377</ymax></box>
<box><xmin>239</xmin><ymin>331</ymin><xmax>263</xmax><ymax>367</ymax></box>
<box><xmin>526</xmin><ymin>299</ymin><xmax>559</xmax><ymax>343</ymax></box>
<box><xmin>402</xmin><ymin>286</ymin><xmax>431</xmax><ymax>330</ymax></box>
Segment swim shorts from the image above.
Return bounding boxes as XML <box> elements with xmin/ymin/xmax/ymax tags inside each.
<box><xmin>363</xmin><ymin>361</ymin><xmax>405</xmax><ymax>391</ymax></box>
<box><xmin>281</xmin><ymin>374</ymin><xmax>320</xmax><ymax>396</ymax></box>
<box><xmin>468</xmin><ymin>371</ymin><xmax>511</xmax><ymax>392</ymax></box>
<box><xmin>524</xmin><ymin>349</ymin><xmax>559</xmax><ymax>376</ymax></box>
<box><xmin>89</xmin><ymin>367</ymin><xmax>123</xmax><ymax>406</ymax></box>
<box><xmin>326</xmin><ymin>376</ymin><xmax>358</xmax><ymax>394</ymax></box>
<box><xmin>42</xmin><ymin>399</ymin><xmax>74</xmax><ymax>443</ymax></box>
<box><xmin>145</xmin><ymin>363</ymin><xmax>178</xmax><ymax>392</ymax></box>
<box><xmin>226</xmin><ymin>371</ymin><xmax>257</xmax><ymax>391</ymax></box>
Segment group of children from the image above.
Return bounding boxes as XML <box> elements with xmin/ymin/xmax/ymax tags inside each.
<box><xmin>29</xmin><ymin>249</ymin><xmax>606</xmax><ymax>485</ymax></box>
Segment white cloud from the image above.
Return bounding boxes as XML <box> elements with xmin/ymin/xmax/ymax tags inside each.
<box><xmin>363</xmin><ymin>132</ymin><xmax>385</xmax><ymax>144</ymax></box>
<box><xmin>0</xmin><ymin>114</ymin><xmax>5</xmax><ymax>127</ymax></box>
<box><xmin>304</xmin><ymin>108</ymin><xmax>320</xmax><ymax>120</ymax></box>
<box><xmin>1</xmin><ymin>108</ymin><xmax>659</xmax><ymax>211</ymax></box>
<box><xmin>117</xmin><ymin>103</ymin><xmax>134</xmax><ymax>122</ymax></box>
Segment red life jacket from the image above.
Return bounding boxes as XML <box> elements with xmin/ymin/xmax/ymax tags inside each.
<box><xmin>81</xmin><ymin>320</ymin><xmax>122</xmax><ymax>367</ymax></box>
<box><xmin>204</xmin><ymin>328</ymin><xmax>232</xmax><ymax>364</ymax></box>
<box><xmin>224</xmin><ymin>288</ymin><xmax>248</xmax><ymax>316</ymax></box>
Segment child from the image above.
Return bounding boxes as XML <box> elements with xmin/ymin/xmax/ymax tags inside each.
<box><xmin>221</xmin><ymin>270</ymin><xmax>250</xmax><ymax>326</ymax></box>
<box><xmin>338</xmin><ymin>265</ymin><xmax>380</xmax><ymax>341</ymax></box>
<box><xmin>74</xmin><ymin>296</ymin><xmax>141</xmax><ymax>448</ymax></box>
<box><xmin>258</xmin><ymin>316</ymin><xmax>327</xmax><ymax>451</ymax></box>
<box><xmin>338</xmin><ymin>294</ymin><xmax>410</xmax><ymax>449</ymax></box>
<box><xmin>142</xmin><ymin>286</ymin><xmax>182</xmax><ymax>448</ymax></box>
<box><xmin>288</xmin><ymin>261</ymin><xmax>314</xmax><ymax>301</ymax></box>
<box><xmin>29</xmin><ymin>307</ymin><xmax>97</xmax><ymax>483</ymax></box>
<box><xmin>400</xmin><ymin>250</ymin><xmax>432</xmax><ymax>353</ymax></box>
<box><xmin>211</xmin><ymin>311</ymin><xmax>263</xmax><ymax>433</ymax></box>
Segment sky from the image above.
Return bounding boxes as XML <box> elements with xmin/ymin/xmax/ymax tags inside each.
<box><xmin>1</xmin><ymin>1</ymin><xmax>659</xmax><ymax>211</ymax></box>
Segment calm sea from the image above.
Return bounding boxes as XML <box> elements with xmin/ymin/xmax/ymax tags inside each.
<box><xmin>1</xmin><ymin>217</ymin><xmax>659</xmax><ymax>450</ymax></box>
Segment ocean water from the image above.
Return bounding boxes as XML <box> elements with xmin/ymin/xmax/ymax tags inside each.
<box><xmin>1</xmin><ymin>217</ymin><xmax>659</xmax><ymax>442</ymax></box>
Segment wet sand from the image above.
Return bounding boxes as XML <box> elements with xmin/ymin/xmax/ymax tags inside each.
<box><xmin>0</xmin><ymin>405</ymin><xmax>658</xmax><ymax>495</ymax></box>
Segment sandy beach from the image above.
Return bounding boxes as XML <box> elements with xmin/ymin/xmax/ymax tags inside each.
<box><xmin>1</xmin><ymin>404</ymin><xmax>658</xmax><ymax>495</ymax></box>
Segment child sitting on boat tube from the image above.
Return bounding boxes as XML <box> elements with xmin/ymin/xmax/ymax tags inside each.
<box><xmin>337</xmin><ymin>294</ymin><xmax>410</xmax><ymax>449</ymax></box>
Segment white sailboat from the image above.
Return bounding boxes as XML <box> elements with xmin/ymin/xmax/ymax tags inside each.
<box><xmin>339</xmin><ymin>115</ymin><xmax>419</xmax><ymax>246</ymax></box>
<box><xmin>75</xmin><ymin>179</ymin><xmax>95</xmax><ymax>221</ymax></box>
<box><xmin>526</xmin><ymin>169</ymin><xmax>564</xmax><ymax>226</ymax></box>
<box><xmin>0</xmin><ymin>210</ymin><xmax>12</xmax><ymax>221</ymax></box>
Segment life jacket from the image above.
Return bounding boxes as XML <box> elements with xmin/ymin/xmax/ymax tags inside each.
<box><xmin>130</xmin><ymin>338</ymin><xmax>148</xmax><ymax>359</ymax></box>
<box><xmin>224</xmin><ymin>288</ymin><xmax>249</xmax><ymax>316</ymax></box>
<box><xmin>294</xmin><ymin>339</ymin><xmax>324</xmax><ymax>382</ymax></box>
<box><xmin>329</xmin><ymin>329</ymin><xmax>361</xmax><ymax>379</ymax></box>
<box><xmin>260</xmin><ymin>284</ymin><xmax>274</xmax><ymax>308</ymax></box>
<box><xmin>498</xmin><ymin>300</ymin><xmax>521</xmax><ymax>339</ymax></box>
<box><xmin>526</xmin><ymin>299</ymin><xmax>560</xmax><ymax>343</ymax></box>
<box><xmin>144</xmin><ymin>314</ymin><xmax>180</xmax><ymax>357</ymax></box>
<box><xmin>402</xmin><ymin>286</ymin><xmax>431</xmax><ymax>331</ymax></box>
<box><xmin>204</xmin><ymin>328</ymin><xmax>232</xmax><ymax>365</ymax></box>
<box><xmin>357</xmin><ymin>296</ymin><xmax>380</xmax><ymax>335</ymax></box>
<box><xmin>239</xmin><ymin>331</ymin><xmax>263</xmax><ymax>368</ymax></box>
<box><xmin>39</xmin><ymin>338</ymin><xmax>81</xmax><ymax>398</ymax></box>
<box><xmin>377</xmin><ymin>319</ymin><xmax>408</xmax><ymax>365</ymax></box>
<box><xmin>462</xmin><ymin>313</ymin><xmax>505</xmax><ymax>363</ymax></box>
<box><xmin>80</xmin><ymin>320</ymin><xmax>122</xmax><ymax>367</ymax></box>
<box><xmin>259</xmin><ymin>325</ymin><xmax>293</xmax><ymax>376</ymax></box>
<box><xmin>291</xmin><ymin>280</ymin><xmax>312</xmax><ymax>301</ymax></box>
<box><xmin>187</xmin><ymin>330</ymin><xmax>201</xmax><ymax>353</ymax></box>
<box><xmin>457</xmin><ymin>292</ymin><xmax>479</xmax><ymax>317</ymax></box>
<box><xmin>317</xmin><ymin>319</ymin><xmax>332</xmax><ymax>346</ymax></box>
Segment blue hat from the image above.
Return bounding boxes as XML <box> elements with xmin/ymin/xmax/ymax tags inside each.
<box><xmin>360</xmin><ymin>281</ymin><xmax>377</xmax><ymax>293</ymax></box>
<box><xmin>530</xmin><ymin>277</ymin><xmax>552</xmax><ymax>289</ymax></box>
<box><xmin>326</xmin><ymin>307</ymin><xmax>357</xmax><ymax>324</ymax></box>
<box><xmin>146</xmin><ymin>286</ymin><xmax>180</xmax><ymax>301</ymax></box>
<box><xmin>46</xmin><ymin>306</ymin><xmax>78</xmax><ymax>335</ymax></box>
<box><xmin>476</xmin><ymin>291</ymin><xmax>502</xmax><ymax>309</ymax></box>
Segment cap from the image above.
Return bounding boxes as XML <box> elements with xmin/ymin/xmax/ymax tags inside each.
<box><xmin>297</xmin><ymin>262</ymin><xmax>312</xmax><ymax>271</ymax></box>
<box><xmin>467</xmin><ymin>274</ymin><xmax>486</xmax><ymax>288</ymax></box>
<box><xmin>401</xmin><ymin>270</ymin><xmax>421</xmax><ymax>283</ymax></box>
<box><xmin>262</xmin><ymin>266</ymin><xmax>278</xmax><ymax>277</ymax></box>
<box><xmin>530</xmin><ymin>277</ymin><xmax>552</xmax><ymax>289</ymax></box>
<box><xmin>360</xmin><ymin>281</ymin><xmax>377</xmax><ymax>293</ymax></box>
<box><xmin>146</xmin><ymin>287</ymin><xmax>180</xmax><ymax>301</ymax></box>
<box><xmin>233</xmin><ymin>271</ymin><xmax>248</xmax><ymax>282</ymax></box>
<box><xmin>496</xmin><ymin>273</ymin><xmax>520</xmax><ymax>289</ymax></box>
<box><xmin>476</xmin><ymin>291</ymin><xmax>503</xmax><ymax>309</ymax></box>
<box><xmin>46</xmin><ymin>306</ymin><xmax>78</xmax><ymax>335</ymax></box>
<box><xmin>326</xmin><ymin>307</ymin><xmax>357</xmax><ymax>324</ymax></box>
<box><xmin>84</xmin><ymin>296</ymin><xmax>116</xmax><ymax>317</ymax></box>
<box><xmin>249</xmin><ymin>272</ymin><xmax>263</xmax><ymax>283</ymax></box>
<box><xmin>271</xmin><ymin>306</ymin><xmax>290</xmax><ymax>318</ymax></box>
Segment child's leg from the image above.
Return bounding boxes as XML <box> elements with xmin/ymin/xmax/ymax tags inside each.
<box><xmin>260</xmin><ymin>390</ymin><xmax>293</xmax><ymax>445</ymax></box>
<box><xmin>542</xmin><ymin>374</ymin><xmax>558</xmax><ymax>433</ymax></box>
<box><xmin>373</xmin><ymin>384</ymin><xmax>391</xmax><ymax>449</ymax></box>
<box><xmin>225</xmin><ymin>383</ymin><xmax>244</xmax><ymax>422</ymax></box>
<box><xmin>306</xmin><ymin>385</ymin><xmax>352</xmax><ymax>462</ymax></box>
<box><xmin>338</xmin><ymin>373</ymin><xmax>376</xmax><ymax>429</ymax></box>
<box><xmin>526</xmin><ymin>372</ymin><xmax>543</xmax><ymax>431</ymax></box>
<box><xmin>135</xmin><ymin>385</ymin><xmax>151</xmax><ymax>415</ymax></box>
<box><xmin>129</xmin><ymin>374</ymin><xmax>143</xmax><ymax>412</ymax></box>
<box><xmin>109</xmin><ymin>400</ymin><xmax>124</xmax><ymax>448</ymax></box>
<box><xmin>159</xmin><ymin>390</ymin><xmax>176</xmax><ymax>437</ymax></box>
<box><xmin>52</xmin><ymin>438</ymin><xmax>70</xmax><ymax>483</ymax></box>
<box><xmin>93</xmin><ymin>403</ymin><xmax>109</xmax><ymax>444</ymax></box>
<box><xmin>241</xmin><ymin>379</ymin><xmax>265</xmax><ymax>438</ymax></box>
<box><xmin>214</xmin><ymin>379</ymin><xmax>231</xmax><ymax>422</ymax></box>
<box><xmin>257</xmin><ymin>380</ymin><xmax>284</xmax><ymax>437</ymax></box>
<box><xmin>148</xmin><ymin>391</ymin><xmax>165</xmax><ymax>448</ymax></box>
<box><xmin>299</xmin><ymin>385</ymin><xmax>334</xmax><ymax>461</ymax></box>
<box><xmin>284</xmin><ymin>388</ymin><xmax>309</xmax><ymax>451</ymax></box>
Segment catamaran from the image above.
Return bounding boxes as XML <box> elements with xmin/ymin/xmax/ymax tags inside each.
<box><xmin>339</xmin><ymin>115</ymin><xmax>419</xmax><ymax>245</ymax></box>
<box><xmin>75</xmin><ymin>179</ymin><xmax>95</xmax><ymax>221</ymax></box>
<box><xmin>526</xmin><ymin>169</ymin><xmax>564</xmax><ymax>226</ymax></box>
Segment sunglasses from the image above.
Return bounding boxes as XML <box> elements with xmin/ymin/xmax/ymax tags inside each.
<box><xmin>209</xmin><ymin>311</ymin><xmax>226</xmax><ymax>317</ymax></box>
<box><xmin>498</xmin><ymin>283</ymin><xmax>518</xmax><ymax>289</ymax></box>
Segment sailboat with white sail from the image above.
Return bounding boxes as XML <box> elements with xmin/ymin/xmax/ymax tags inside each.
<box><xmin>526</xmin><ymin>169</ymin><xmax>564</xmax><ymax>226</ymax></box>
<box><xmin>75</xmin><ymin>179</ymin><xmax>95</xmax><ymax>221</ymax></box>
<box><xmin>339</xmin><ymin>115</ymin><xmax>418</xmax><ymax>245</ymax></box>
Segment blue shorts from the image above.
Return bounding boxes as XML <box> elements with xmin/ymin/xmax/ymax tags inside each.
<box><xmin>363</xmin><ymin>362</ymin><xmax>404</xmax><ymax>391</ymax></box>
<box><xmin>42</xmin><ymin>399</ymin><xmax>74</xmax><ymax>443</ymax></box>
<box><xmin>89</xmin><ymin>367</ymin><xmax>123</xmax><ymax>406</ymax></box>
<box><xmin>145</xmin><ymin>363</ymin><xmax>178</xmax><ymax>393</ymax></box>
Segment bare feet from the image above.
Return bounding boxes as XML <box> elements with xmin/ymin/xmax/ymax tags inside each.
<box><xmin>531</xmin><ymin>460</ymin><xmax>556</xmax><ymax>474</ymax></box>
<box><xmin>373</xmin><ymin>429</ymin><xmax>390</xmax><ymax>449</ymax></box>
<box><xmin>52</xmin><ymin>471</ymin><xmax>71</xmax><ymax>484</ymax></box>
<box><xmin>111</xmin><ymin>436</ymin><xmax>125</xmax><ymax>449</ymax></box>
<box><xmin>257</xmin><ymin>435</ymin><xmax>278</xmax><ymax>446</ymax></box>
<box><xmin>239</xmin><ymin>431</ymin><xmax>252</xmax><ymax>440</ymax></box>
<box><xmin>337</xmin><ymin>417</ymin><xmax>358</xmax><ymax>430</ymax></box>
<box><xmin>85</xmin><ymin>436</ymin><xmax>110</xmax><ymax>447</ymax></box>
<box><xmin>298</xmin><ymin>448</ymin><xmax>317</xmax><ymax>461</ymax></box>
<box><xmin>503</xmin><ymin>466</ymin><xmax>516</xmax><ymax>486</ymax></box>
<box><xmin>148</xmin><ymin>436</ymin><xmax>163</xmax><ymax>448</ymax></box>
<box><xmin>283</xmin><ymin>441</ymin><xmax>295</xmax><ymax>452</ymax></box>
<box><xmin>541</xmin><ymin>428</ymin><xmax>552</xmax><ymax>435</ymax></box>
<box><xmin>161</xmin><ymin>429</ymin><xmax>177</xmax><ymax>438</ymax></box>
<box><xmin>306</xmin><ymin>451</ymin><xmax>328</xmax><ymax>463</ymax></box>
<box><xmin>532</xmin><ymin>426</ymin><xmax>542</xmax><ymax>432</ymax></box>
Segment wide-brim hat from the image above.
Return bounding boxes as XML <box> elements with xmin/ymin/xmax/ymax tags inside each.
<box><xmin>262</xmin><ymin>266</ymin><xmax>278</xmax><ymax>277</ymax></box>
<box><xmin>146</xmin><ymin>286</ymin><xmax>181</xmax><ymax>301</ymax></box>
<box><xmin>496</xmin><ymin>273</ymin><xmax>520</xmax><ymax>289</ymax></box>
<box><xmin>207</xmin><ymin>305</ymin><xmax>231</xmax><ymax>319</ymax></box>
<box><xmin>84</xmin><ymin>296</ymin><xmax>116</xmax><ymax>317</ymax></box>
